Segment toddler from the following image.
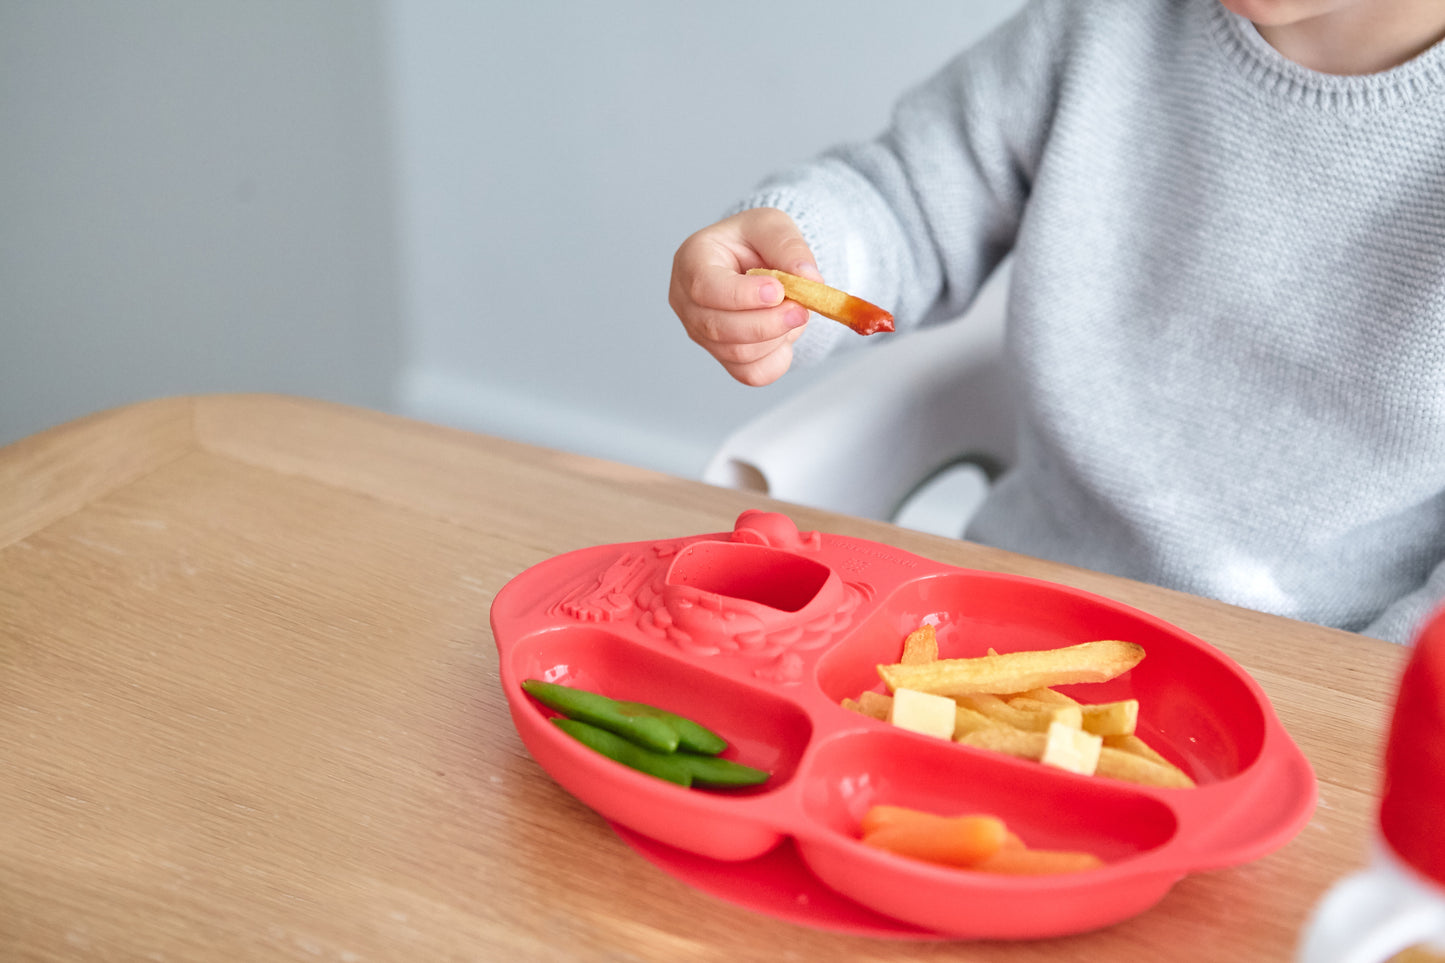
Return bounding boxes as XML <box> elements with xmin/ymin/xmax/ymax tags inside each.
<box><xmin>669</xmin><ymin>0</ymin><xmax>1445</xmax><ymax>644</ymax></box>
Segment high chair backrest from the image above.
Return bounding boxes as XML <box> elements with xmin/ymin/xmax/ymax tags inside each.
<box><xmin>701</xmin><ymin>265</ymin><xmax>1015</xmax><ymax>537</ymax></box>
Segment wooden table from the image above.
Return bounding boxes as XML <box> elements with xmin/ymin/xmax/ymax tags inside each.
<box><xmin>0</xmin><ymin>395</ymin><xmax>1409</xmax><ymax>961</ymax></box>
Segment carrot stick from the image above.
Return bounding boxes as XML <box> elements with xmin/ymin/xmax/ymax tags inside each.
<box><xmin>859</xmin><ymin>806</ymin><xmax>1007</xmax><ymax>867</ymax></box>
<box><xmin>970</xmin><ymin>846</ymin><xmax>1105</xmax><ymax>875</ymax></box>
<box><xmin>859</xmin><ymin>804</ymin><xmax>922</xmax><ymax>837</ymax></box>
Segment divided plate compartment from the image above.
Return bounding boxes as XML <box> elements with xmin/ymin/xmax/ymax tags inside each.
<box><xmin>490</xmin><ymin>511</ymin><xmax>1317</xmax><ymax>939</ymax></box>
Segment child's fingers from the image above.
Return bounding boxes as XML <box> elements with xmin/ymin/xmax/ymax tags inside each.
<box><xmin>744</xmin><ymin>208</ymin><xmax>821</xmax><ymax>282</ymax></box>
<box><xmin>684</xmin><ymin>301</ymin><xmax>808</xmax><ymax>350</ymax></box>
<box><xmin>720</xmin><ymin>329</ymin><xmax>802</xmax><ymax>387</ymax></box>
<box><xmin>680</xmin><ymin>261</ymin><xmax>785</xmax><ymax>313</ymax></box>
<box><xmin>705</xmin><ymin>320</ymin><xmax>805</xmax><ymax>365</ymax></box>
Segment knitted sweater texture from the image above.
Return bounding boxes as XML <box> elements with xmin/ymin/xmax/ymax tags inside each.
<box><xmin>739</xmin><ymin>0</ymin><xmax>1445</xmax><ymax>643</ymax></box>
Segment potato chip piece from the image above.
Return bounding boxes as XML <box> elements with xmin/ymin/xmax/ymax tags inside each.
<box><xmin>878</xmin><ymin>640</ymin><xmax>1145</xmax><ymax>697</ymax></box>
<box><xmin>900</xmin><ymin>624</ymin><xmax>939</xmax><ymax>665</ymax></box>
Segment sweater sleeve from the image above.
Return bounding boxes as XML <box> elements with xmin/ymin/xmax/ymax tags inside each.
<box><xmin>734</xmin><ymin>0</ymin><xmax>1069</xmax><ymax>366</ymax></box>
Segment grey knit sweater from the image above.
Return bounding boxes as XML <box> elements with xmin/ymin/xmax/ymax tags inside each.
<box><xmin>739</xmin><ymin>0</ymin><xmax>1445</xmax><ymax>643</ymax></box>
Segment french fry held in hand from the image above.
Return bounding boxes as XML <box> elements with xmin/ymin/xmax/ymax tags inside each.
<box><xmin>746</xmin><ymin>268</ymin><xmax>895</xmax><ymax>335</ymax></box>
<box><xmin>843</xmin><ymin>626</ymin><xmax>1195</xmax><ymax>787</ymax></box>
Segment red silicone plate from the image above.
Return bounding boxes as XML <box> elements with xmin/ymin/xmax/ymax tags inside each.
<box><xmin>490</xmin><ymin>511</ymin><xmax>1316</xmax><ymax>939</ymax></box>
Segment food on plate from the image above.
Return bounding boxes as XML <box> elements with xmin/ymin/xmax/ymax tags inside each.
<box><xmin>859</xmin><ymin>804</ymin><xmax>1103</xmax><ymax>874</ymax></box>
<box><xmin>971</xmin><ymin>846</ymin><xmax>1106</xmax><ymax>875</ymax></box>
<box><xmin>523</xmin><ymin>678</ymin><xmax>682</xmax><ymax>752</ymax></box>
<box><xmin>841</xmin><ymin>689</ymin><xmax>894</xmax><ymax>721</ymax></box>
<box><xmin>1096</xmin><ymin>741</ymin><xmax>1196</xmax><ymax>789</ymax></box>
<box><xmin>900</xmin><ymin>623</ymin><xmax>939</xmax><ymax>664</ymax></box>
<box><xmin>889</xmin><ymin>687</ymin><xmax>958</xmax><ymax>740</ymax></box>
<box><xmin>1007</xmin><ymin>687</ymin><xmax>1140</xmax><ymax>737</ymax></box>
<box><xmin>877</xmin><ymin>640</ymin><xmax>1145</xmax><ymax>697</ymax></box>
<box><xmin>671</xmin><ymin>752</ymin><xmax>772</xmax><ymax>788</ymax></box>
<box><xmin>860</xmin><ymin>805</ymin><xmax>1008</xmax><ymax>867</ymax></box>
<box><xmin>526</xmin><ymin>679</ymin><xmax>767</xmax><ymax>789</ymax></box>
<box><xmin>842</xmin><ymin>629</ymin><xmax>1195</xmax><ymax>787</ymax></box>
<box><xmin>552</xmin><ymin>717</ymin><xmax>692</xmax><ymax>786</ymax></box>
<box><xmin>1039</xmin><ymin>720</ymin><xmax>1103</xmax><ymax>776</ymax></box>
<box><xmin>522</xmin><ymin>678</ymin><xmax>727</xmax><ymax>754</ymax></box>
<box><xmin>955</xmin><ymin>692</ymin><xmax>1084</xmax><ymax>732</ymax></box>
<box><xmin>549</xmin><ymin>718</ymin><xmax>769</xmax><ymax>789</ymax></box>
<box><xmin>746</xmin><ymin>267</ymin><xmax>895</xmax><ymax>335</ymax></box>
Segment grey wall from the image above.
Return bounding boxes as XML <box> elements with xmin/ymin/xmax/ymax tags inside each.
<box><xmin>387</xmin><ymin>1</ymin><xmax>1024</xmax><ymax>475</ymax></box>
<box><xmin>2</xmin><ymin>1</ymin><xmax>1024</xmax><ymax>477</ymax></box>
<box><xmin>0</xmin><ymin>1</ymin><xmax>401</xmax><ymax>444</ymax></box>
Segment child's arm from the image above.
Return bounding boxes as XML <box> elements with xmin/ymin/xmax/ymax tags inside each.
<box><xmin>667</xmin><ymin>207</ymin><xmax>823</xmax><ymax>386</ymax></box>
<box><xmin>675</xmin><ymin>2</ymin><xmax>1064</xmax><ymax>379</ymax></box>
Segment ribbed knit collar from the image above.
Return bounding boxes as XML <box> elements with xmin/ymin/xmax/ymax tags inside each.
<box><xmin>1208</xmin><ymin>2</ymin><xmax>1445</xmax><ymax>110</ymax></box>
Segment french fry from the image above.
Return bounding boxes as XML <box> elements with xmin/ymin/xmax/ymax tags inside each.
<box><xmin>1103</xmin><ymin>733</ymin><xmax>1174</xmax><ymax>768</ymax></box>
<box><xmin>746</xmin><ymin>268</ymin><xmax>895</xmax><ymax>335</ymax></box>
<box><xmin>958</xmin><ymin>726</ymin><xmax>1047</xmax><ymax>760</ymax></box>
<box><xmin>1097</xmin><ymin>746</ymin><xmax>1196</xmax><ymax>788</ymax></box>
<box><xmin>900</xmin><ymin>623</ymin><xmax>939</xmax><ymax>665</ymax></box>
<box><xmin>1013</xmin><ymin>696</ymin><xmax>1138</xmax><ymax>736</ymax></box>
<box><xmin>856</xmin><ymin>690</ymin><xmax>894</xmax><ymax>721</ymax></box>
<box><xmin>1101</xmin><ymin>734</ymin><xmax>1196</xmax><ymax>788</ymax></box>
<box><xmin>878</xmin><ymin>640</ymin><xmax>1145</xmax><ymax>697</ymax></box>
<box><xmin>957</xmin><ymin>693</ymin><xmax>1083</xmax><ymax>732</ymax></box>
<box><xmin>951</xmin><ymin>703</ymin><xmax>1004</xmax><ymax>740</ymax></box>
<box><xmin>855</xmin><ymin>626</ymin><xmax>1194</xmax><ymax>790</ymax></box>
<box><xmin>1079</xmin><ymin>699</ymin><xmax>1139</xmax><ymax>737</ymax></box>
<box><xmin>1008</xmin><ymin>686</ymin><xmax>1079</xmax><ymax>707</ymax></box>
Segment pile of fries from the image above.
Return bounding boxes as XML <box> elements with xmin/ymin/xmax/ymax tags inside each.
<box><xmin>843</xmin><ymin>624</ymin><xmax>1195</xmax><ymax>789</ymax></box>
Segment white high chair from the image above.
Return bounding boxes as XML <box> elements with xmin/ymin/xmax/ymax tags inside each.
<box><xmin>701</xmin><ymin>265</ymin><xmax>1016</xmax><ymax>538</ymax></box>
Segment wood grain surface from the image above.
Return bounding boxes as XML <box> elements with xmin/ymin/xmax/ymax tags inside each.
<box><xmin>0</xmin><ymin>395</ymin><xmax>1410</xmax><ymax>962</ymax></box>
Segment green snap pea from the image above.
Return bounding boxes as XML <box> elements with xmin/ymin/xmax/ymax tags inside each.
<box><xmin>551</xmin><ymin>717</ymin><xmax>693</xmax><ymax>786</ymax></box>
<box><xmin>622</xmin><ymin>704</ymin><xmax>729</xmax><ymax>756</ymax></box>
<box><xmin>528</xmin><ymin>679</ymin><xmax>770</xmax><ymax>790</ymax></box>
<box><xmin>522</xmin><ymin>679</ymin><xmax>680</xmax><ymax>753</ymax></box>
<box><xmin>522</xmin><ymin>679</ymin><xmax>731</xmax><ymax>756</ymax></box>
<box><xmin>673</xmin><ymin>753</ymin><xmax>770</xmax><ymax>788</ymax></box>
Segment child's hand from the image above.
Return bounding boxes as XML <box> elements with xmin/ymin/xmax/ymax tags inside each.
<box><xmin>669</xmin><ymin>208</ymin><xmax>821</xmax><ymax>386</ymax></box>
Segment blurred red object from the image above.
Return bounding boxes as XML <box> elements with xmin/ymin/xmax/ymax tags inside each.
<box><xmin>1380</xmin><ymin>606</ymin><xmax>1445</xmax><ymax>886</ymax></box>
